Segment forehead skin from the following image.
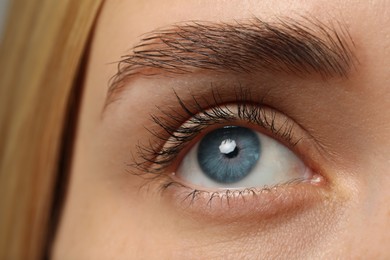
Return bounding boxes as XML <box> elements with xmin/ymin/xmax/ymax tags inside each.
<box><xmin>53</xmin><ymin>0</ymin><xmax>390</xmax><ymax>259</ymax></box>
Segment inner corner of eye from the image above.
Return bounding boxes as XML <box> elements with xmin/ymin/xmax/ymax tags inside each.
<box><xmin>173</xmin><ymin>125</ymin><xmax>318</xmax><ymax>190</ymax></box>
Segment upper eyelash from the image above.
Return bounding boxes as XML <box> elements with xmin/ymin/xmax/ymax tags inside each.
<box><xmin>129</xmin><ymin>86</ymin><xmax>297</xmax><ymax>176</ymax></box>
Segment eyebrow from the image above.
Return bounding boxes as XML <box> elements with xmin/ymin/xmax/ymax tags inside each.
<box><xmin>107</xmin><ymin>17</ymin><xmax>357</xmax><ymax>104</ymax></box>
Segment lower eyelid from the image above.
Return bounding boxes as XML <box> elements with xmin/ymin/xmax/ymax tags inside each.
<box><xmin>159</xmin><ymin>177</ymin><xmax>328</xmax><ymax>222</ymax></box>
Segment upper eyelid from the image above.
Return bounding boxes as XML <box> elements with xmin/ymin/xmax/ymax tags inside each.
<box><xmin>105</xmin><ymin>16</ymin><xmax>358</xmax><ymax>109</ymax></box>
<box><xmin>131</xmin><ymin>89</ymin><xmax>307</xmax><ymax>175</ymax></box>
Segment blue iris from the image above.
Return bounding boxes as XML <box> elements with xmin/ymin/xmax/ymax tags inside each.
<box><xmin>197</xmin><ymin>126</ymin><xmax>261</xmax><ymax>184</ymax></box>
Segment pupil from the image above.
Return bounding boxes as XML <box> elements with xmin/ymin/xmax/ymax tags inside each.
<box><xmin>224</xmin><ymin>146</ymin><xmax>239</xmax><ymax>158</ymax></box>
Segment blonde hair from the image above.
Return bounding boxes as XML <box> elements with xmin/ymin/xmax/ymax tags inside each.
<box><xmin>0</xmin><ymin>1</ymin><xmax>103</xmax><ymax>259</ymax></box>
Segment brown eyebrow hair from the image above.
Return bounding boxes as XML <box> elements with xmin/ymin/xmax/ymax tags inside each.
<box><xmin>107</xmin><ymin>17</ymin><xmax>357</xmax><ymax>104</ymax></box>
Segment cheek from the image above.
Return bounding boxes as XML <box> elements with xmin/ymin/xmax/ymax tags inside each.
<box><xmin>350</xmin><ymin>166</ymin><xmax>390</xmax><ymax>257</ymax></box>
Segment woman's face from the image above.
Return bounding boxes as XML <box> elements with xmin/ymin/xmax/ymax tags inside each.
<box><xmin>53</xmin><ymin>1</ymin><xmax>390</xmax><ymax>259</ymax></box>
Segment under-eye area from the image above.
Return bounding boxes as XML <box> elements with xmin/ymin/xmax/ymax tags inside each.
<box><xmin>128</xmin><ymin>87</ymin><xmax>328</xmax><ymax>218</ymax></box>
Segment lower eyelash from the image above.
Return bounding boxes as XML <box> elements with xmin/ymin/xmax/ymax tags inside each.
<box><xmin>130</xmin><ymin>87</ymin><xmax>298</xmax><ymax>176</ymax></box>
<box><xmin>158</xmin><ymin>176</ymin><xmax>311</xmax><ymax>207</ymax></box>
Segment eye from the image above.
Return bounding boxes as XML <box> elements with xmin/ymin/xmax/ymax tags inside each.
<box><xmin>176</xmin><ymin>125</ymin><xmax>313</xmax><ymax>190</ymax></box>
<box><xmin>133</xmin><ymin>89</ymin><xmax>326</xmax><ymax>214</ymax></box>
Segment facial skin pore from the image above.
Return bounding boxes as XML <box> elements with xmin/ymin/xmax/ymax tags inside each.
<box><xmin>53</xmin><ymin>1</ymin><xmax>390</xmax><ymax>259</ymax></box>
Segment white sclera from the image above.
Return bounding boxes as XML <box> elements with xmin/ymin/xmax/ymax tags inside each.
<box><xmin>176</xmin><ymin>130</ymin><xmax>311</xmax><ymax>189</ymax></box>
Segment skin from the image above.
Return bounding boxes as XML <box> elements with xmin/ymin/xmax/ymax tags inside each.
<box><xmin>53</xmin><ymin>0</ymin><xmax>390</xmax><ymax>259</ymax></box>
